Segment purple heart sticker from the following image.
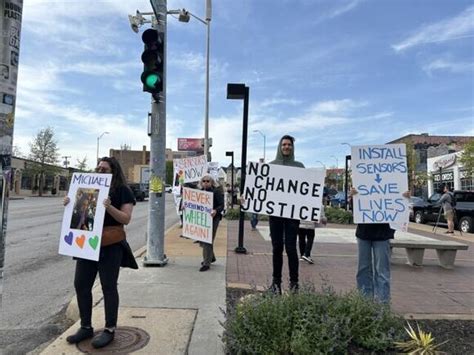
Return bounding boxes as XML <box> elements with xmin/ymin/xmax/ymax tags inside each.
<box><xmin>64</xmin><ymin>231</ymin><xmax>73</xmax><ymax>245</ymax></box>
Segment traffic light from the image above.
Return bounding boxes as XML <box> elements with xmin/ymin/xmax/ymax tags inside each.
<box><xmin>141</xmin><ymin>28</ymin><xmax>164</xmax><ymax>95</ymax></box>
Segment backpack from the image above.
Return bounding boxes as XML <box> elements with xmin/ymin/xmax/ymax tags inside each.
<box><xmin>449</xmin><ymin>193</ymin><xmax>456</xmax><ymax>208</ymax></box>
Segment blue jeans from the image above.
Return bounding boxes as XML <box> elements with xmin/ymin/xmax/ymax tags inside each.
<box><xmin>356</xmin><ymin>238</ymin><xmax>391</xmax><ymax>303</ymax></box>
<box><xmin>250</xmin><ymin>213</ymin><xmax>258</xmax><ymax>229</ymax></box>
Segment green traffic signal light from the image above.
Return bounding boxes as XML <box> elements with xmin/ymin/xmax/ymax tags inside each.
<box><xmin>141</xmin><ymin>29</ymin><xmax>164</xmax><ymax>94</ymax></box>
<box><xmin>141</xmin><ymin>72</ymin><xmax>161</xmax><ymax>90</ymax></box>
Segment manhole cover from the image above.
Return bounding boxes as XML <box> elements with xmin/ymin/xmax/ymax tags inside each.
<box><xmin>77</xmin><ymin>326</ymin><xmax>150</xmax><ymax>353</ymax></box>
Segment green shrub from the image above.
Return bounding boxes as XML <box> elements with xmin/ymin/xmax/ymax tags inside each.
<box><xmin>324</xmin><ymin>206</ymin><xmax>353</xmax><ymax>224</ymax></box>
<box><xmin>223</xmin><ymin>286</ymin><xmax>405</xmax><ymax>354</ymax></box>
<box><xmin>224</xmin><ymin>209</ymin><xmax>269</xmax><ymax>221</ymax></box>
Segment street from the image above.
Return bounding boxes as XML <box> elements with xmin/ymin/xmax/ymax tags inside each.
<box><xmin>0</xmin><ymin>195</ymin><xmax>179</xmax><ymax>354</ymax></box>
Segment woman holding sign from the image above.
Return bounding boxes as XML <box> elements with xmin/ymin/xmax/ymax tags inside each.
<box><xmin>64</xmin><ymin>157</ymin><xmax>137</xmax><ymax>349</ymax></box>
<box><xmin>199</xmin><ymin>174</ymin><xmax>224</xmax><ymax>272</ymax></box>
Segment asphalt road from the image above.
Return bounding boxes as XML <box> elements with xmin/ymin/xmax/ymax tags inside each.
<box><xmin>0</xmin><ymin>195</ymin><xmax>179</xmax><ymax>354</ymax></box>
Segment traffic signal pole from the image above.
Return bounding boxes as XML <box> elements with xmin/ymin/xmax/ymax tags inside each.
<box><xmin>144</xmin><ymin>0</ymin><xmax>168</xmax><ymax>266</ymax></box>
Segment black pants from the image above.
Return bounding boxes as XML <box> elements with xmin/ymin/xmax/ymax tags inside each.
<box><xmin>202</xmin><ymin>217</ymin><xmax>221</xmax><ymax>266</ymax></box>
<box><xmin>298</xmin><ymin>228</ymin><xmax>315</xmax><ymax>257</ymax></box>
<box><xmin>74</xmin><ymin>243</ymin><xmax>123</xmax><ymax>328</ymax></box>
<box><xmin>268</xmin><ymin>216</ymin><xmax>300</xmax><ymax>284</ymax></box>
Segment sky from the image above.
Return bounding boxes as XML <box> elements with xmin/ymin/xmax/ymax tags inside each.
<box><xmin>12</xmin><ymin>0</ymin><xmax>474</xmax><ymax>170</ymax></box>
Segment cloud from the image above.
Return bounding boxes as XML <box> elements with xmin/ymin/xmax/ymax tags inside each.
<box><xmin>392</xmin><ymin>5</ymin><xmax>474</xmax><ymax>52</ymax></box>
<box><xmin>422</xmin><ymin>58</ymin><xmax>474</xmax><ymax>75</ymax></box>
<box><xmin>327</xmin><ymin>0</ymin><xmax>364</xmax><ymax>19</ymax></box>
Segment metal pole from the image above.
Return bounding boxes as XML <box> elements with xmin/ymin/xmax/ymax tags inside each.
<box><xmin>144</xmin><ymin>0</ymin><xmax>168</xmax><ymax>266</ymax></box>
<box><xmin>345</xmin><ymin>155</ymin><xmax>351</xmax><ymax>210</ymax></box>
<box><xmin>263</xmin><ymin>134</ymin><xmax>266</xmax><ymax>162</ymax></box>
<box><xmin>236</xmin><ymin>86</ymin><xmax>249</xmax><ymax>254</ymax></box>
<box><xmin>0</xmin><ymin>0</ymin><xmax>23</xmax><ymax>307</ymax></box>
<box><xmin>231</xmin><ymin>154</ymin><xmax>234</xmax><ymax>208</ymax></box>
<box><xmin>203</xmin><ymin>0</ymin><xmax>211</xmax><ymax>160</ymax></box>
<box><xmin>96</xmin><ymin>136</ymin><xmax>99</xmax><ymax>163</ymax></box>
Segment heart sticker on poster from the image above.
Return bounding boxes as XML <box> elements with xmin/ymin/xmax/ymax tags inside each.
<box><xmin>88</xmin><ymin>236</ymin><xmax>99</xmax><ymax>250</ymax></box>
<box><xmin>64</xmin><ymin>232</ymin><xmax>73</xmax><ymax>245</ymax></box>
<box><xmin>75</xmin><ymin>235</ymin><xmax>86</xmax><ymax>249</ymax></box>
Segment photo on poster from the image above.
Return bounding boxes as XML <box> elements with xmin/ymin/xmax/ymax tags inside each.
<box><xmin>69</xmin><ymin>188</ymin><xmax>99</xmax><ymax>231</ymax></box>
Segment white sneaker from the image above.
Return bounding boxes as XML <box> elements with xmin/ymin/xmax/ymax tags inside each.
<box><xmin>299</xmin><ymin>257</ymin><xmax>304</xmax><ymax>262</ymax></box>
<box><xmin>302</xmin><ymin>255</ymin><xmax>314</xmax><ymax>264</ymax></box>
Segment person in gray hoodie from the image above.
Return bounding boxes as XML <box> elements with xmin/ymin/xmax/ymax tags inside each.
<box><xmin>268</xmin><ymin>135</ymin><xmax>305</xmax><ymax>294</ymax></box>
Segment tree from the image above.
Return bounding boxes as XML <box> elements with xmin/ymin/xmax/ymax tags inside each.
<box><xmin>28</xmin><ymin>127</ymin><xmax>60</xmax><ymax>196</ymax></box>
<box><xmin>76</xmin><ymin>156</ymin><xmax>89</xmax><ymax>171</ymax></box>
<box><xmin>459</xmin><ymin>140</ymin><xmax>474</xmax><ymax>177</ymax></box>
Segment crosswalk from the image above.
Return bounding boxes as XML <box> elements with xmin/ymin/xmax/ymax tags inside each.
<box><xmin>255</xmin><ymin>226</ymin><xmax>438</xmax><ymax>244</ymax></box>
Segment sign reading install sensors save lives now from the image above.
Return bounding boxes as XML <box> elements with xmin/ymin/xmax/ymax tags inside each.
<box><xmin>242</xmin><ymin>162</ymin><xmax>325</xmax><ymax>222</ymax></box>
<box><xmin>58</xmin><ymin>173</ymin><xmax>112</xmax><ymax>261</ymax></box>
<box><xmin>351</xmin><ymin>144</ymin><xmax>409</xmax><ymax>231</ymax></box>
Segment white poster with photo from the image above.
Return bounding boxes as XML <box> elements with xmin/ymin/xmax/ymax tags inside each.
<box><xmin>172</xmin><ymin>155</ymin><xmax>208</xmax><ymax>192</ymax></box>
<box><xmin>208</xmin><ymin>161</ymin><xmax>220</xmax><ymax>181</ymax></box>
<box><xmin>242</xmin><ymin>162</ymin><xmax>325</xmax><ymax>222</ymax></box>
<box><xmin>351</xmin><ymin>144</ymin><xmax>409</xmax><ymax>231</ymax></box>
<box><xmin>58</xmin><ymin>173</ymin><xmax>112</xmax><ymax>261</ymax></box>
<box><xmin>182</xmin><ymin>187</ymin><xmax>214</xmax><ymax>244</ymax></box>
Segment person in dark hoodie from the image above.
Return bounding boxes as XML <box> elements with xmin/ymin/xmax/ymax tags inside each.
<box><xmin>268</xmin><ymin>135</ymin><xmax>305</xmax><ymax>294</ymax></box>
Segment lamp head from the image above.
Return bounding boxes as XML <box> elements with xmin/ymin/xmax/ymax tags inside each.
<box><xmin>178</xmin><ymin>9</ymin><xmax>190</xmax><ymax>22</ymax></box>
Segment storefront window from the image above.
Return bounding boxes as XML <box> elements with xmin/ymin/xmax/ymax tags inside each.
<box><xmin>460</xmin><ymin>170</ymin><xmax>473</xmax><ymax>191</ymax></box>
<box><xmin>21</xmin><ymin>175</ymin><xmax>32</xmax><ymax>190</ymax></box>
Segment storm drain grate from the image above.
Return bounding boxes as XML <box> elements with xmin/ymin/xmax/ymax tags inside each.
<box><xmin>77</xmin><ymin>326</ymin><xmax>150</xmax><ymax>353</ymax></box>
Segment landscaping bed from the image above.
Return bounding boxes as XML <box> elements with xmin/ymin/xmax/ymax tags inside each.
<box><xmin>225</xmin><ymin>287</ymin><xmax>474</xmax><ymax>354</ymax></box>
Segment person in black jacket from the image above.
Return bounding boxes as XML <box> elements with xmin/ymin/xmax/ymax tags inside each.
<box><xmin>198</xmin><ymin>174</ymin><xmax>224</xmax><ymax>272</ymax></box>
<box><xmin>351</xmin><ymin>188</ymin><xmax>410</xmax><ymax>304</ymax></box>
<box><xmin>64</xmin><ymin>157</ymin><xmax>138</xmax><ymax>349</ymax></box>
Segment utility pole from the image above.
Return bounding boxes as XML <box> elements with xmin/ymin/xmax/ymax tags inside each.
<box><xmin>0</xmin><ymin>0</ymin><xmax>23</xmax><ymax>306</ymax></box>
<box><xmin>145</xmin><ymin>0</ymin><xmax>168</xmax><ymax>266</ymax></box>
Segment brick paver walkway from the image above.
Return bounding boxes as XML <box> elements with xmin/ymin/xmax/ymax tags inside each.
<box><xmin>226</xmin><ymin>220</ymin><xmax>474</xmax><ymax>318</ymax></box>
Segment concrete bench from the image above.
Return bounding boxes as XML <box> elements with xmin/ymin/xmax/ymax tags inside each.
<box><xmin>390</xmin><ymin>239</ymin><xmax>468</xmax><ymax>269</ymax></box>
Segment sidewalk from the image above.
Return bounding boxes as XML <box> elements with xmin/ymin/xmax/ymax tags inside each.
<box><xmin>40</xmin><ymin>220</ymin><xmax>228</xmax><ymax>355</ymax></box>
<box><xmin>39</xmin><ymin>218</ymin><xmax>473</xmax><ymax>354</ymax></box>
<box><xmin>227</xmin><ymin>221</ymin><xmax>474</xmax><ymax>319</ymax></box>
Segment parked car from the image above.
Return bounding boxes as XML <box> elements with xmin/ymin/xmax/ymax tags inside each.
<box><xmin>411</xmin><ymin>190</ymin><xmax>474</xmax><ymax>233</ymax></box>
<box><xmin>165</xmin><ymin>184</ymin><xmax>172</xmax><ymax>193</ymax></box>
<box><xmin>330</xmin><ymin>191</ymin><xmax>347</xmax><ymax>208</ymax></box>
<box><xmin>408</xmin><ymin>196</ymin><xmax>425</xmax><ymax>221</ymax></box>
<box><xmin>129</xmin><ymin>183</ymin><xmax>149</xmax><ymax>202</ymax></box>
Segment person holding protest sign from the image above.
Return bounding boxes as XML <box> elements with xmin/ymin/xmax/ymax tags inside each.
<box><xmin>350</xmin><ymin>187</ymin><xmax>410</xmax><ymax>304</ymax></box>
<box><xmin>64</xmin><ymin>157</ymin><xmax>138</xmax><ymax>349</ymax></box>
<box><xmin>268</xmin><ymin>135</ymin><xmax>305</xmax><ymax>294</ymax></box>
<box><xmin>437</xmin><ymin>184</ymin><xmax>455</xmax><ymax>234</ymax></box>
<box><xmin>199</xmin><ymin>174</ymin><xmax>224</xmax><ymax>272</ymax></box>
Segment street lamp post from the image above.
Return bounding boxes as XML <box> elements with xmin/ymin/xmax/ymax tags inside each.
<box><xmin>341</xmin><ymin>143</ymin><xmax>351</xmax><ymax>211</ymax></box>
<box><xmin>227</xmin><ymin>83</ymin><xmax>249</xmax><ymax>254</ymax></box>
<box><xmin>315</xmin><ymin>160</ymin><xmax>326</xmax><ymax>169</ymax></box>
<box><xmin>96</xmin><ymin>131</ymin><xmax>109</xmax><ymax>163</ymax></box>
<box><xmin>225</xmin><ymin>151</ymin><xmax>234</xmax><ymax>208</ymax></box>
<box><xmin>330</xmin><ymin>155</ymin><xmax>339</xmax><ymax>190</ymax></box>
<box><xmin>253</xmin><ymin>130</ymin><xmax>266</xmax><ymax>162</ymax></box>
<box><xmin>168</xmin><ymin>1</ymin><xmax>212</xmax><ymax>160</ymax></box>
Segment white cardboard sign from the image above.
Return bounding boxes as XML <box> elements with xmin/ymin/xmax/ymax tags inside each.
<box><xmin>242</xmin><ymin>162</ymin><xmax>325</xmax><ymax>222</ymax></box>
<box><xmin>182</xmin><ymin>187</ymin><xmax>214</xmax><ymax>244</ymax></box>
<box><xmin>351</xmin><ymin>144</ymin><xmax>409</xmax><ymax>231</ymax></box>
<box><xmin>58</xmin><ymin>173</ymin><xmax>112</xmax><ymax>261</ymax></box>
